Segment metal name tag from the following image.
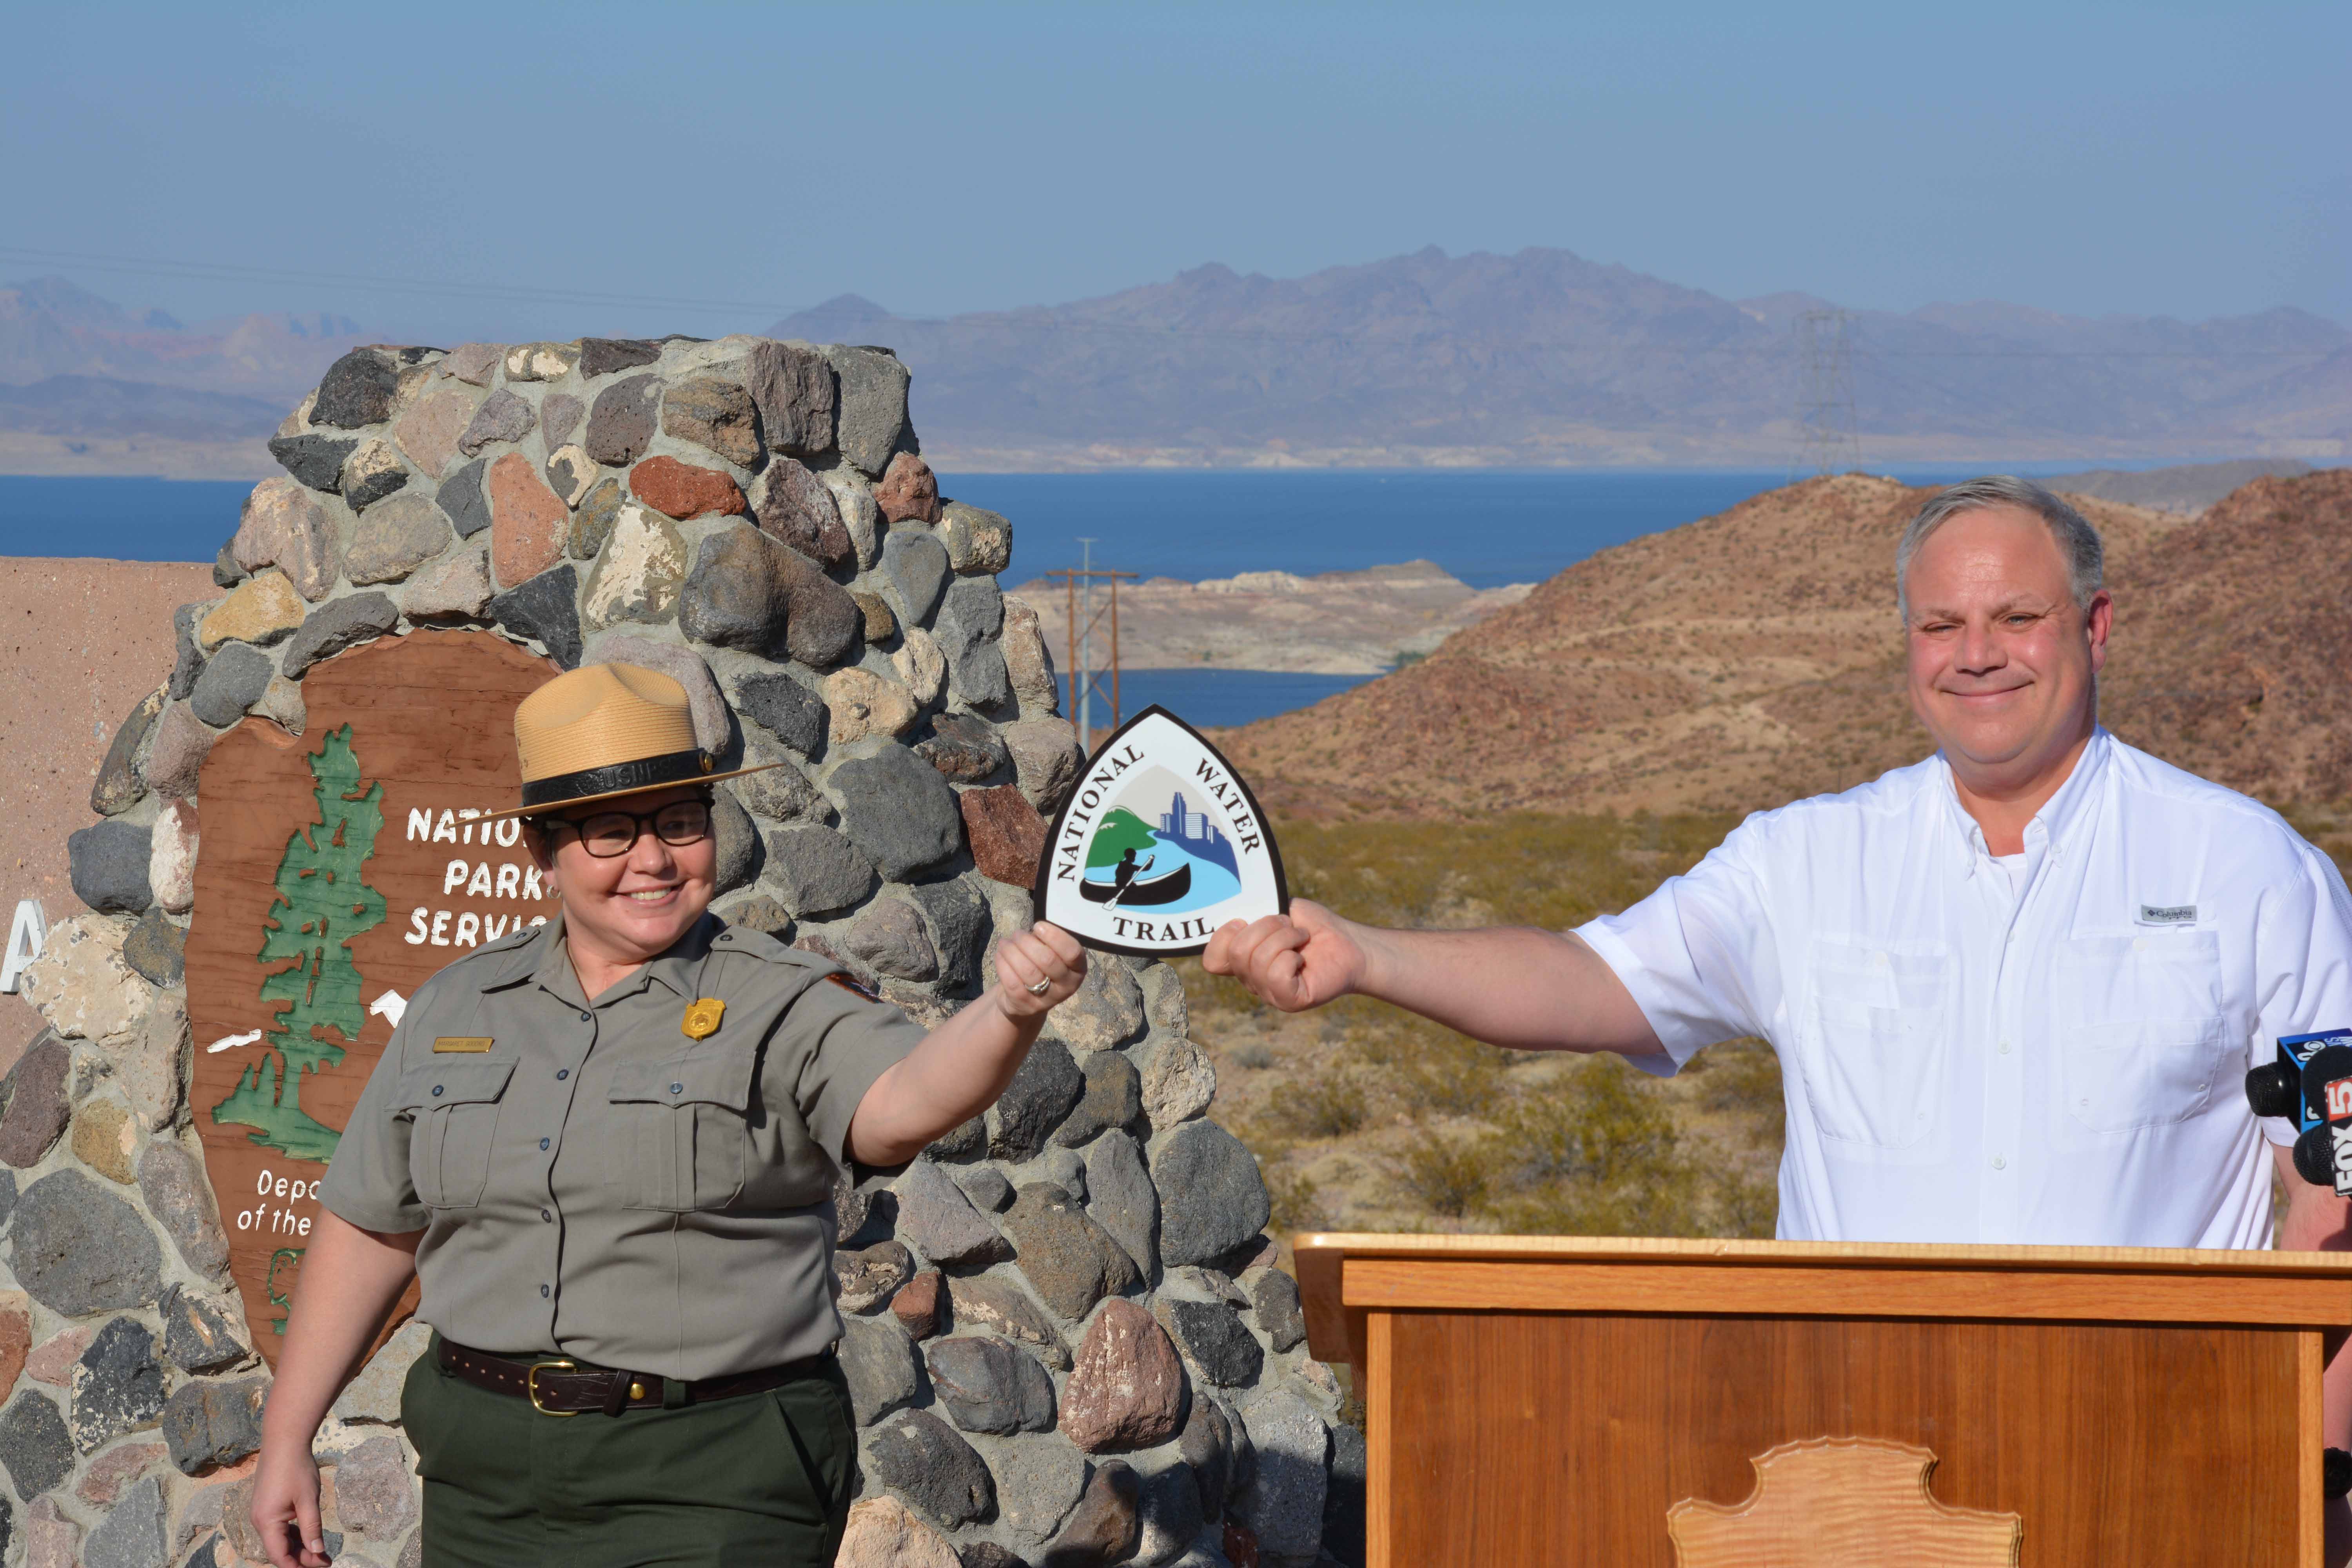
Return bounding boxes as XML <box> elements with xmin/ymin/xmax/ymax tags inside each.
<box><xmin>432</xmin><ymin>1037</ymin><xmax>494</xmax><ymax>1053</ymax></box>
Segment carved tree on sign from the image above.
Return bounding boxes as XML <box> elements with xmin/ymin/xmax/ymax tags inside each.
<box><xmin>1668</xmin><ymin>1438</ymin><xmax>2022</xmax><ymax>1568</ymax></box>
<box><xmin>215</xmin><ymin>724</ymin><xmax>387</xmax><ymax>1161</ymax></box>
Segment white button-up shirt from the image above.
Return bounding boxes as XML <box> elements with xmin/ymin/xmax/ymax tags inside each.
<box><xmin>1579</xmin><ymin>730</ymin><xmax>2352</xmax><ymax>1246</ymax></box>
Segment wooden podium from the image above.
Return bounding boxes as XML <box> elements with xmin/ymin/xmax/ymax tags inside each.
<box><xmin>1296</xmin><ymin>1234</ymin><xmax>2352</xmax><ymax>1566</ymax></box>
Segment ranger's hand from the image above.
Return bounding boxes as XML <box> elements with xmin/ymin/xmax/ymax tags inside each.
<box><xmin>250</xmin><ymin>1442</ymin><xmax>331</xmax><ymax>1568</ymax></box>
<box><xmin>1204</xmin><ymin>900</ymin><xmax>1366</xmax><ymax>1012</ymax></box>
<box><xmin>994</xmin><ymin>921</ymin><xmax>1087</xmax><ymax>1020</ymax></box>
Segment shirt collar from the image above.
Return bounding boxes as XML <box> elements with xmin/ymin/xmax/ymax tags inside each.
<box><xmin>640</xmin><ymin>914</ymin><xmax>720</xmax><ymax>1000</ymax></box>
<box><xmin>477</xmin><ymin>916</ymin><xmax>560</xmax><ymax>993</ymax></box>
<box><xmin>477</xmin><ymin>910</ymin><xmax>718</xmax><ymax>1005</ymax></box>
<box><xmin>1937</xmin><ymin>726</ymin><xmax>2112</xmax><ymax>871</ymax></box>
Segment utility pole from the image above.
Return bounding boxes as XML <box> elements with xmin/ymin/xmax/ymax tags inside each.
<box><xmin>1038</xmin><ymin>541</ymin><xmax>1137</xmax><ymax>757</ymax></box>
<box><xmin>1794</xmin><ymin>308</ymin><xmax>1862</xmax><ymax>477</ymax></box>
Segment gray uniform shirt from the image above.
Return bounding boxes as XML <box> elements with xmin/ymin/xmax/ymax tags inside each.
<box><xmin>320</xmin><ymin>913</ymin><xmax>923</xmax><ymax>1380</ymax></box>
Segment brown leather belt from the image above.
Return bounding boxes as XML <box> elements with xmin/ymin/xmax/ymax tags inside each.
<box><xmin>436</xmin><ymin>1338</ymin><xmax>833</xmax><ymax>1417</ymax></box>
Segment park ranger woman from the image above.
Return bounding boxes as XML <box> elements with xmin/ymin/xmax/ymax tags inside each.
<box><xmin>249</xmin><ymin>662</ymin><xmax>1087</xmax><ymax>1566</ymax></box>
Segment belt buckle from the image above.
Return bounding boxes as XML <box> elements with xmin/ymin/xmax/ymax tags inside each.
<box><xmin>526</xmin><ymin>1358</ymin><xmax>580</xmax><ymax>1417</ymax></box>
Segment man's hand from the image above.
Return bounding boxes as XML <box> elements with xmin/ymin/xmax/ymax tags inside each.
<box><xmin>994</xmin><ymin>922</ymin><xmax>1087</xmax><ymax>1020</ymax></box>
<box><xmin>1203</xmin><ymin>900</ymin><xmax>1366</xmax><ymax>1012</ymax></box>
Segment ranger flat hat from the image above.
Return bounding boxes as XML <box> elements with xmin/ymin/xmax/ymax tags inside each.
<box><xmin>484</xmin><ymin>662</ymin><xmax>779</xmax><ymax>821</ymax></box>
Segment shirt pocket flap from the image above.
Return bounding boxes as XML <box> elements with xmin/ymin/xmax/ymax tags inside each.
<box><xmin>2074</xmin><ymin>1016</ymin><xmax>2229</xmax><ymax>1056</ymax></box>
<box><xmin>2054</xmin><ymin>931</ymin><xmax>2224</xmax><ymax>1024</ymax></box>
<box><xmin>609</xmin><ymin>1049</ymin><xmax>756</xmax><ymax>1113</ymax></box>
<box><xmin>392</xmin><ymin>1058</ymin><xmax>517</xmax><ymax>1112</ymax></box>
<box><xmin>1810</xmin><ymin>942</ymin><xmax>1939</xmax><ymax>1012</ymax></box>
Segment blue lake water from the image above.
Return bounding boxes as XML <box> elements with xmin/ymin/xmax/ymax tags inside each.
<box><xmin>949</xmin><ymin>466</ymin><xmax>2073</xmax><ymax>590</ymax></box>
<box><xmin>1058</xmin><ymin>668</ymin><xmax>1376</xmax><ymax>730</ymax></box>
<box><xmin>2</xmin><ymin>465</ymin><xmax>2084</xmax><ymax>583</ymax></box>
<box><xmin>0</xmin><ymin>476</ymin><xmax>255</xmax><ymax>563</ymax></box>
<box><xmin>1081</xmin><ymin>835</ymin><xmax>1242</xmax><ymax>916</ymax></box>
<box><xmin>0</xmin><ymin>463</ymin><xmax>2094</xmax><ymax>727</ymax></box>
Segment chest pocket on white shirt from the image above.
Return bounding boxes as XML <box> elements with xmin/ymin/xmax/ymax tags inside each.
<box><xmin>2054</xmin><ymin>932</ymin><xmax>2230</xmax><ymax>1133</ymax></box>
<box><xmin>1803</xmin><ymin>944</ymin><xmax>1953</xmax><ymax>1151</ymax></box>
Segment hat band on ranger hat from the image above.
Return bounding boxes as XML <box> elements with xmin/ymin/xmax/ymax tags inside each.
<box><xmin>518</xmin><ymin>748</ymin><xmax>717</xmax><ymax>812</ymax></box>
<box><xmin>485</xmin><ymin>660</ymin><xmax>780</xmax><ymax>821</ymax></box>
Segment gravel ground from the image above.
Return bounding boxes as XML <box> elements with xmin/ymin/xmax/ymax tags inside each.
<box><xmin>0</xmin><ymin>557</ymin><xmax>216</xmax><ymax>1058</ymax></box>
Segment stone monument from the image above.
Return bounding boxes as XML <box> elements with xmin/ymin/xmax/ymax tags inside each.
<box><xmin>8</xmin><ymin>335</ymin><xmax>1360</xmax><ymax>1567</ymax></box>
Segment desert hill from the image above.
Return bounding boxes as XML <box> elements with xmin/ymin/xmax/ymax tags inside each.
<box><xmin>2036</xmin><ymin>458</ymin><xmax>2312</xmax><ymax>514</ymax></box>
<box><xmin>1220</xmin><ymin>469</ymin><xmax>2352</xmax><ymax>819</ymax></box>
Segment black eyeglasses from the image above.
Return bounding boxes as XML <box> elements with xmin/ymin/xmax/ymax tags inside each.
<box><xmin>534</xmin><ymin>799</ymin><xmax>711</xmax><ymax>859</ymax></box>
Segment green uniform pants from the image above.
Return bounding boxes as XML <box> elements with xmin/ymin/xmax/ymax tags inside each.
<box><xmin>400</xmin><ymin>1336</ymin><xmax>856</xmax><ymax>1567</ymax></box>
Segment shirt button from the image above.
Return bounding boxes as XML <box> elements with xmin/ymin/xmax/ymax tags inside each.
<box><xmin>670</xmin><ymin>1082</ymin><xmax>685</xmax><ymax>1095</ymax></box>
<box><xmin>540</xmin><ymin>1283</ymin><xmax>550</xmax><ymax>1298</ymax></box>
<box><xmin>556</xmin><ymin>1069</ymin><xmax>569</xmax><ymax>1081</ymax></box>
<box><xmin>541</xmin><ymin>1209</ymin><xmax>553</xmax><ymax>1222</ymax></box>
<box><xmin>539</xmin><ymin>1137</ymin><xmax>552</xmax><ymax>1151</ymax></box>
<box><xmin>1992</xmin><ymin>1154</ymin><xmax>2007</xmax><ymax>1170</ymax></box>
<box><xmin>431</xmin><ymin>1085</ymin><xmax>444</xmax><ymax>1097</ymax></box>
<box><xmin>1999</xmin><ymin>1040</ymin><xmax>2012</xmax><ymax>1055</ymax></box>
<box><xmin>579</xmin><ymin>1011</ymin><xmax>591</xmax><ymax>1022</ymax></box>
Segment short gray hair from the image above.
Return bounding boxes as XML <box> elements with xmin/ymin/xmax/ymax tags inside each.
<box><xmin>1895</xmin><ymin>475</ymin><xmax>2103</xmax><ymax>624</ymax></box>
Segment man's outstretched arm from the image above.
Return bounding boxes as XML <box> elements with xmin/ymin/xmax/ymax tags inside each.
<box><xmin>1202</xmin><ymin>899</ymin><xmax>1662</xmax><ymax>1056</ymax></box>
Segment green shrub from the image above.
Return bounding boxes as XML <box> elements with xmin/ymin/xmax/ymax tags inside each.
<box><xmin>1691</xmin><ymin>1038</ymin><xmax>1786</xmax><ymax>1139</ymax></box>
<box><xmin>1485</xmin><ymin>1056</ymin><xmax>1679</xmax><ymax>1187</ymax></box>
<box><xmin>1264</xmin><ymin>1163</ymin><xmax>1329</xmax><ymax>1235</ymax></box>
<box><xmin>1278</xmin><ymin>1069</ymin><xmax>1370</xmax><ymax>1139</ymax></box>
<box><xmin>1397</xmin><ymin>1131</ymin><xmax>1492</xmax><ymax>1218</ymax></box>
<box><xmin>1485</xmin><ymin>1173</ymin><xmax>1701</xmax><ymax>1238</ymax></box>
<box><xmin>1375</xmin><ymin>1026</ymin><xmax>1505</xmax><ymax>1118</ymax></box>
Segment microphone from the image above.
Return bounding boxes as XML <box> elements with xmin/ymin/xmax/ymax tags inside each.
<box><xmin>2249</xmin><ymin>1032</ymin><xmax>2352</xmax><ymax>1194</ymax></box>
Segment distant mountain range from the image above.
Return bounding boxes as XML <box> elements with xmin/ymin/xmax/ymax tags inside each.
<box><xmin>0</xmin><ymin>276</ymin><xmax>367</xmax><ymax>476</ymax></box>
<box><xmin>0</xmin><ymin>276</ymin><xmax>364</xmax><ymax>400</ymax></box>
<box><xmin>765</xmin><ymin>250</ymin><xmax>2350</xmax><ymax>466</ymax></box>
<box><xmin>4</xmin><ymin>249</ymin><xmax>2347</xmax><ymax>476</ymax></box>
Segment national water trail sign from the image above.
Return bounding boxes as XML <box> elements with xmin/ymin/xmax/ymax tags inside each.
<box><xmin>185</xmin><ymin>631</ymin><xmax>555</xmax><ymax>1361</ymax></box>
<box><xmin>1034</xmin><ymin>706</ymin><xmax>1287</xmax><ymax>956</ymax></box>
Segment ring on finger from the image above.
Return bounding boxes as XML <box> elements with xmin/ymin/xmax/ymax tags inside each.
<box><xmin>1027</xmin><ymin>978</ymin><xmax>1052</xmax><ymax>996</ymax></box>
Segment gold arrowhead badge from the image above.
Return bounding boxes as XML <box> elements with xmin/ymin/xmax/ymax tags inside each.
<box><xmin>681</xmin><ymin>998</ymin><xmax>725</xmax><ymax>1040</ymax></box>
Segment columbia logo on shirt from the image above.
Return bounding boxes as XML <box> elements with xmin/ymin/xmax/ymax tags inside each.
<box><xmin>2138</xmin><ymin>904</ymin><xmax>2198</xmax><ymax>926</ymax></box>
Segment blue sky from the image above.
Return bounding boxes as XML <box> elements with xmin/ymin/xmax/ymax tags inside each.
<box><xmin>5</xmin><ymin>1</ymin><xmax>2345</xmax><ymax>341</ymax></box>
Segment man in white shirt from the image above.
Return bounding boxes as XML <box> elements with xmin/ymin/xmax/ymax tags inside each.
<box><xmin>1206</xmin><ymin>477</ymin><xmax>2352</xmax><ymax>1431</ymax></box>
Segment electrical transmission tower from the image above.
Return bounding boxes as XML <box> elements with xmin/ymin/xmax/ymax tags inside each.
<box><xmin>1794</xmin><ymin>308</ymin><xmax>1862</xmax><ymax>477</ymax></box>
<box><xmin>1037</xmin><ymin>538</ymin><xmax>1136</xmax><ymax>757</ymax></box>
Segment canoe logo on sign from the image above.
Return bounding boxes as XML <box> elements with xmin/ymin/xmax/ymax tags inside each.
<box><xmin>1034</xmin><ymin>706</ymin><xmax>1287</xmax><ymax>956</ymax></box>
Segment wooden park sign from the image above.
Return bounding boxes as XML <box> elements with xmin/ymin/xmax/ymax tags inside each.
<box><xmin>185</xmin><ymin>630</ymin><xmax>555</xmax><ymax>1361</ymax></box>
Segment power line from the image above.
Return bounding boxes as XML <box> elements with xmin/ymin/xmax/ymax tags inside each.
<box><xmin>1795</xmin><ymin>309</ymin><xmax>1862</xmax><ymax>476</ymax></box>
<box><xmin>1039</xmin><ymin>545</ymin><xmax>1138</xmax><ymax>757</ymax></box>
<box><xmin>0</xmin><ymin>246</ymin><xmax>805</xmax><ymax>319</ymax></box>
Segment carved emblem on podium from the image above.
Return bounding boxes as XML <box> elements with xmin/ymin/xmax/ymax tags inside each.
<box><xmin>1668</xmin><ymin>1437</ymin><xmax>2022</xmax><ymax>1566</ymax></box>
